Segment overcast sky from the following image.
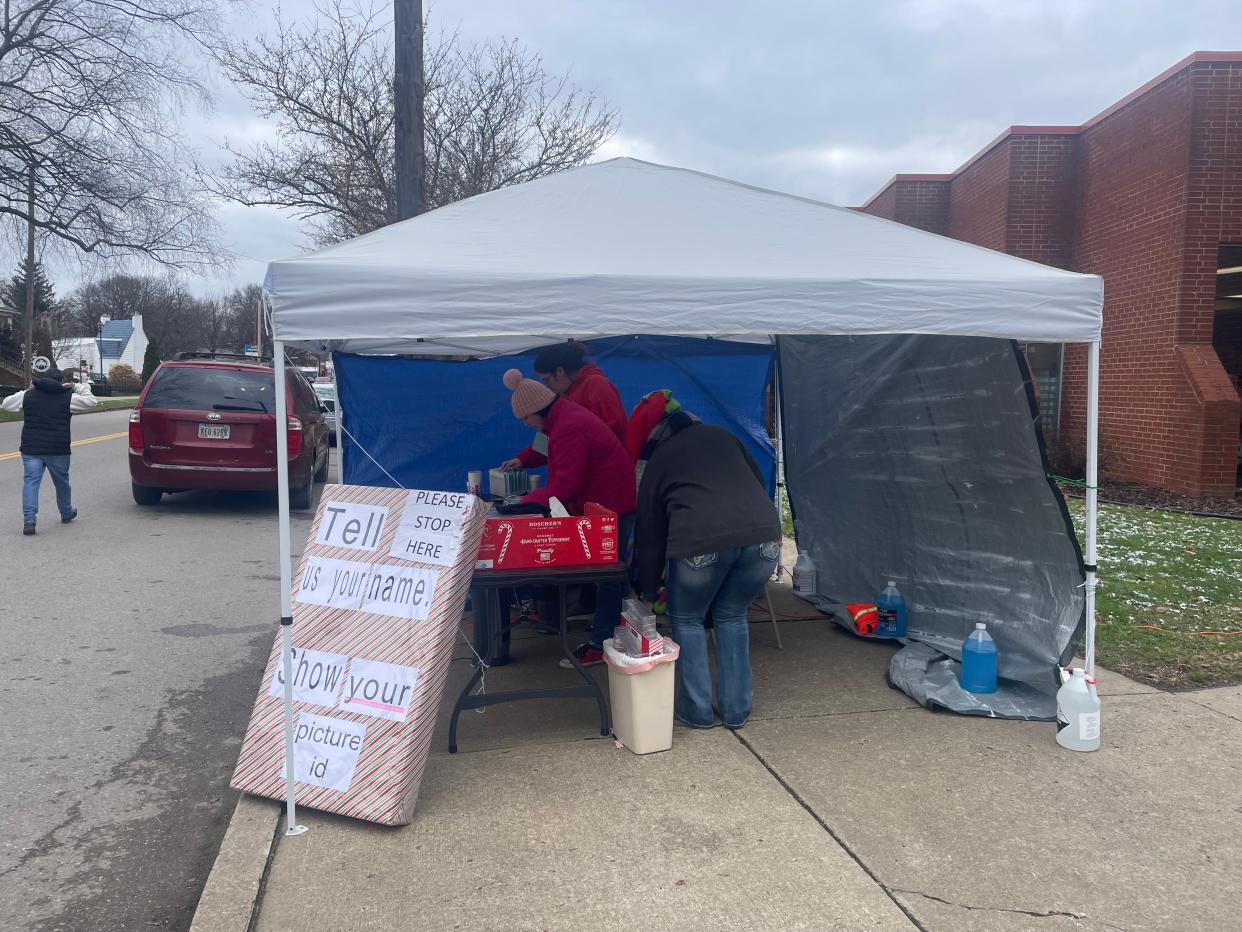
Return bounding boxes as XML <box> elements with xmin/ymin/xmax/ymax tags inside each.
<box><xmin>43</xmin><ymin>0</ymin><xmax>1242</xmax><ymax>295</ymax></box>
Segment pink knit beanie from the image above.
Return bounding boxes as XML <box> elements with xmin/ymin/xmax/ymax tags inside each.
<box><xmin>504</xmin><ymin>368</ymin><xmax>556</xmax><ymax>418</ymax></box>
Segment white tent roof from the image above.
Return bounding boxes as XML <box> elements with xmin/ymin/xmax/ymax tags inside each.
<box><xmin>264</xmin><ymin>158</ymin><xmax>1102</xmax><ymax>354</ymax></box>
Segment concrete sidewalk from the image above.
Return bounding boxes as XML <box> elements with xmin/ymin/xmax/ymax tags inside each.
<box><xmin>192</xmin><ymin>590</ymin><xmax>1242</xmax><ymax>932</ymax></box>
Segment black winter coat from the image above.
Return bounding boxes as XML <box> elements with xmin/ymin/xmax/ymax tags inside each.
<box><xmin>21</xmin><ymin>379</ymin><xmax>75</xmax><ymax>457</ymax></box>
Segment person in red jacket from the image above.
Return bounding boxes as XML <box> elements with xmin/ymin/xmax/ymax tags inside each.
<box><xmin>503</xmin><ymin>368</ymin><xmax>636</xmax><ymax>667</ymax></box>
<box><xmin>501</xmin><ymin>341</ymin><xmax>626</xmax><ymax>471</ymax></box>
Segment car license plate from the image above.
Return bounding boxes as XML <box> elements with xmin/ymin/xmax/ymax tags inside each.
<box><xmin>198</xmin><ymin>424</ymin><xmax>230</xmax><ymax>440</ymax></box>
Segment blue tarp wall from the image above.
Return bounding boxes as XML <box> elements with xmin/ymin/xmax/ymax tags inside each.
<box><xmin>333</xmin><ymin>336</ymin><xmax>775</xmax><ymax>495</ymax></box>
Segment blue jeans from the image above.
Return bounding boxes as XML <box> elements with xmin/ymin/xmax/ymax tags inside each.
<box><xmin>590</xmin><ymin>512</ymin><xmax>635</xmax><ymax>647</ymax></box>
<box><xmin>666</xmin><ymin>541</ymin><xmax>780</xmax><ymax>728</ymax></box>
<box><xmin>22</xmin><ymin>454</ymin><xmax>73</xmax><ymax>524</ymax></box>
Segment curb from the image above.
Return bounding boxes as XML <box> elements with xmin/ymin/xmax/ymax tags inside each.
<box><xmin>190</xmin><ymin>795</ymin><xmax>281</xmax><ymax>932</ymax></box>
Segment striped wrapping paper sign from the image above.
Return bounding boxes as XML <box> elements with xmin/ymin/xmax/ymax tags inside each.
<box><xmin>231</xmin><ymin>484</ymin><xmax>488</xmax><ymax>826</ymax></box>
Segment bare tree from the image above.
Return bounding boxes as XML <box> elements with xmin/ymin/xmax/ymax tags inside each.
<box><xmin>212</xmin><ymin>2</ymin><xmax>617</xmax><ymax>244</ymax></box>
<box><xmin>141</xmin><ymin>282</ymin><xmax>220</xmax><ymax>359</ymax></box>
<box><xmin>197</xmin><ymin>294</ymin><xmax>233</xmax><ymax>353</ymax></box>
<box><xmin>0</xmin><ymin>0</ymin><xmax>224</xmax><ymax>266</ymax></box>
<box><xmin>65</xmin><ymin>274</ymin><xmax>169</xmax><ymax>335</ymax></box>
<box><xmin>64</xmin><ymin>273</ymin><xmax>218</xmax><ymax>358</ymax></box>
<box><xmin>218</xmin><ymin>282</ymin><xmax>265</xmax><ymax>354</ymax></box>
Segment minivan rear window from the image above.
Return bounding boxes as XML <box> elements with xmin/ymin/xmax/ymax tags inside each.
<box><xmin>144</xmin><ymin>367</ymin><xmax>275</xmax><ymax>413</ymax></box>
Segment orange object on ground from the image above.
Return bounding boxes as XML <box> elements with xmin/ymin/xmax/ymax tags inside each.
<box><xmin>845</xmin><ymin>603</ymin><xmax>878</xmax><ymax>635</ymax></box>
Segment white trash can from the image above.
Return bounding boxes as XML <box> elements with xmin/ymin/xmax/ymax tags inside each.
<box><xmin>603</xmin><ymin>639</ymin><xmax>680</xmax><ymax>755</ymax></box>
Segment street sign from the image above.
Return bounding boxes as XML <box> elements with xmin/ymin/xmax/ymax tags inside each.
<box><xmin>244</xmin><ymin>344</ymin><xmax>260</xmax><ymax>356</ymax></box>
<box><xmin>231</xmin><ymin>485</ymin><xmax>488</xmax><ymax>825</ymax></box>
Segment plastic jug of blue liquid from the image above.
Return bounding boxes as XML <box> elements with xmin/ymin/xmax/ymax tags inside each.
<box><xmin>875</xmin><ymin>581</ymin><xmax>906</xmax><ymax>637</ymax></box>
<box><xmin>960</xmin><ymin>623</ymin><xmax>998</xmax><ymax>694</ymax></box>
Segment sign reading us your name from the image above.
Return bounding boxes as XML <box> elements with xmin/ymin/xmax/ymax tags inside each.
<box><xmin>297</xmin><ymin>555</ymin><xmax>438</xmax><ymax>622</ymax></box>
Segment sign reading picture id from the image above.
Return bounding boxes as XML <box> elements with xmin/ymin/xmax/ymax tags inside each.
<box><xmin>232</xmin><ymin>484</ymin><xmax>489</xmax><ymax>825</ymax></box>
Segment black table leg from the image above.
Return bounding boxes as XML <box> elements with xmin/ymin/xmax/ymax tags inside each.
<box><xmin>451</xmin><ymin>576</ymin><xmax>618</xmax><ymax>752</ymax></box>
<box><xmin>556</xmin><ymin>583</ymin><xmax>611</xmax><ymax>736</ymax></box>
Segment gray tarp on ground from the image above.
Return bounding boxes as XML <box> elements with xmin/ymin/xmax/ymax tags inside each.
<box><xmin>778</xmin><ymin>335</ymin><xmax>1085</xmax><ymax>720</ymax></box>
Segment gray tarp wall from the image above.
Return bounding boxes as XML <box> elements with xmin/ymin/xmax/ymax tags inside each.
<box><xmin>779</xmin><ymin>335</ymin><xmax>1085</xmax><ymax>720</ymax></box>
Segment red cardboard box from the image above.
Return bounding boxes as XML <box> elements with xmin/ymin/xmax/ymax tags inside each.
<box><xmin>476</xmin><ymin>503</ymin><xmax>618</xmax><ymax>570</ymax></box>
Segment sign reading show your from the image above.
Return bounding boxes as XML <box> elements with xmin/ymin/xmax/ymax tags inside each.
<box><xmin>268</xmin><ymin>648</ymin><xmax>420</xmax><ymax>724</ymax></box>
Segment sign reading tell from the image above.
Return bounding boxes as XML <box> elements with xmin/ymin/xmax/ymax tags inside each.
<box><xmin>316</xmin><ymin>501</ymin><xmax>388</xmax><ymax>551</ymax></box>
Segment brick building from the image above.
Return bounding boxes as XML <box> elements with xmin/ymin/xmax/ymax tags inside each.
<box><xmin>861</xmin><ymin>52</ymin><xmax>1242</xmax><ymax>495</ymax></box>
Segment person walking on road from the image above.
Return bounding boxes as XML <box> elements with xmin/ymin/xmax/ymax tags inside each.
<box><xmin>2</xmin><ymin>368</ymin><xmax>98</xmax><ymax>535</ymax></box>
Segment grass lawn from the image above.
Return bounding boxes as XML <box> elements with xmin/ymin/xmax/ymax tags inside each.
<box><xmin>0</xmin><ymin>395</ymin><xmax>138</xmax><ymax>423</ymax></box>
<box><xmin>1067</xmin><ymin>498</ymin><xmax>1242</xmax><ymax>689</ymax></box>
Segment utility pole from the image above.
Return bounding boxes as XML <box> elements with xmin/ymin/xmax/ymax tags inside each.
<box><xmin>22</xmin><ymin>161</ymin><xmax>35</xmax><ymax>385</ymax></box>
<box><xmin>393</xmin><ymin>0</ymin><xmax>426</xmax><ymax>221</ymax></box>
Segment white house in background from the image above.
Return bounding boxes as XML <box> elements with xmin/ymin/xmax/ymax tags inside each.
<box><xmin>54</xmin><ymin>336</ymin><xmax>99</xmax><ymax>373</ymax></box>
<box><xmin>54</xmin><ymin>314</ymin><xmax>149</xmax><ymax>377</ymax></box>
<box><xmin>98</xmin><ymin>315</ymin><xmax>148</xmax><ymax>373</ymax></box>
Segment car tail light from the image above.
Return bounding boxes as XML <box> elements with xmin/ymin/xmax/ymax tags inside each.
<box><xmin>128</xmin><ymin>410</ymin><xmax>144</xmax><ymax>451</ymax></box>
<box><xmin>286</xmin><ymin>415</ymin><xmax>303</xmax><ymax>457</ymax></box>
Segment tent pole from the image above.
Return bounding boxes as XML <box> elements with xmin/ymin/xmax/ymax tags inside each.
<box><xmin>1084</xmin><ymin>340</ymin><xmax>1100</xmax><ymax>677</ymax></box>
<box><xmin>773</xmin><ymin>348</ymin><xmax>784</xmax><ymax>523</ymax></box>
<box><xmin>330</xmin><ymin>353</ymin><xmax>343</xmax><ymax>484</ymax></box>
<box><xmin>274</xmin><ymin>339</ymin><xmax>308</xmax><ymax>837</ymax></box>
<box><xmin>768</xmin><ymin>345</ymin><xmax>785</xmax><ymax>649</ymax></box>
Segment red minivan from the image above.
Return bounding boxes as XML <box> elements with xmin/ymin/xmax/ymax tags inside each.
<box><xmin>129</xmin><ymin>355</ymin><xmax>331</xmax><ymax>509</ymax></box>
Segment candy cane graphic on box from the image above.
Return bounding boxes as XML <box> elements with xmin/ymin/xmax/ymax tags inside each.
<box><xmin>231</xmin><ymin>484</ymin><xmax>488</xmax><ymax>826</ymax></box>
<box><xmin>496</xmin><ymin>521</ymin><xmax>514</xmax><ymax>566</ymax></box>
<box><xmin>577</xmin><ymin>518</ymin><xmax>593</xmax><ymax>560</ymax></box>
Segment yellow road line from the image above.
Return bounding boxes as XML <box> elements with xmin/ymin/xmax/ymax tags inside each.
<box><xmin>0</xmin><ymin>430</ymin><xmax>127</xmax><ymax>462</ymax></box>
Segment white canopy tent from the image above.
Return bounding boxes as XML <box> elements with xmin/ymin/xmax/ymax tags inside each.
<box><xmin>263</xmin><ymin>158</ymin><xmax>1104</xmax><ymax>834</ymax></box>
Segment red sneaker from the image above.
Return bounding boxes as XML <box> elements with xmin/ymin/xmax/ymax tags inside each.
<box><xmin>559</xmin><ymin>643</ymin><xmax>604</xmax><ymax>669</ymax></box>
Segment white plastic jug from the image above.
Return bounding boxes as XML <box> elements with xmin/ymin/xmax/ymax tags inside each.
<box><xmin>1056</xmin><ymin>668</ymin><xmax>1101</xmax><ymax>752</ymax></box>
<box><xmin>792</xmin><ymin>551</ymin><xmax>817</xmax><ymax>596</ymax></box>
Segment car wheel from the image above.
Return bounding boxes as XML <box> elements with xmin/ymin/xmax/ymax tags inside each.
<box><xmin>313</xmin><ymin>441</ymin><xmax>329</xmax><ymax>482</ymax></box>
<box><xmin>132</xmin><ymin>482</ymin><xmax>162</xmax><ymax>506</ymax></box>
<box><xmin>290</xmin><ymin>470</ymin><xmax>314</xmax><ymax>510</ymax></box>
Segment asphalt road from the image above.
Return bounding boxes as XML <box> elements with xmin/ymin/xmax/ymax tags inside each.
<box><xmin>0</xmin><ymin>408</ymin><xmax>321</xmax><ymax>931</ymax></box>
